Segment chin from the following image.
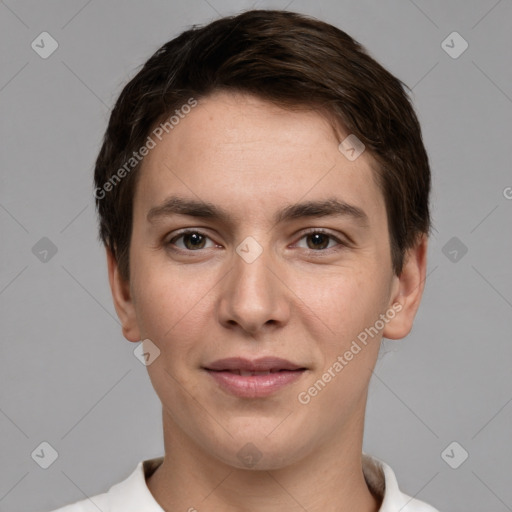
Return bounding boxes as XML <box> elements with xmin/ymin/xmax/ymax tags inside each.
<box><xmin>207</xmin><ymin>428</ymin><xmax>312</xmax><ymax>471</ymax></box>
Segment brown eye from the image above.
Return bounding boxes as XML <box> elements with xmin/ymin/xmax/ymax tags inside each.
<box><xmin>306</xmin><ymin>232</ymin><xmax>330</xmax><ymax>250</ymax></box>
<box><xmin>182</xmin><ymin>232</ymin><xmax>206</xmax><ymax>250</ymax></box>
<box><xmin>168</xmin><ymin>230</ymin><xmax>214</xmax><ymax>251</ymax></box>
<box><xmin>295</xmin><ymin>230</ymin><xmax>346</xmax><ymax>252</ymax></box>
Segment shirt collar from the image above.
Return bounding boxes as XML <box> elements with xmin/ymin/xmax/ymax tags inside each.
<box><xmin>107</xmin><ymin>457</ymin><xmax>165</xmax><ymax>511</ymax></box>
<box><xmin>106</xmin><ymin>454</ymin><xmax>438</xmax><ymax>512</ymax></box>
<box><xmin>362</xmin><ymin>453</ymin><xmax>439</xmax><ymax>511</ymax></box>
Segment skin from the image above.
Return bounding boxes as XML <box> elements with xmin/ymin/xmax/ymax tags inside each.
<box><xmin>107</xmin><ymin>90</ymin><xmax>428</xmax><ymax>512</ymax></box>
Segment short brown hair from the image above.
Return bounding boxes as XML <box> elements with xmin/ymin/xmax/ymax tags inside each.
<box><xmin>94</xmin><ymin>9</ymin><xmax>431</xmax><ymax>282</ymax></box>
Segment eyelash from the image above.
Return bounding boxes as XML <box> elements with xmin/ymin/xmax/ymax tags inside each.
<box><xmin>166</xmin><ymin>228</ymin><xmax>348</xmax><ymax>255</ymax></box>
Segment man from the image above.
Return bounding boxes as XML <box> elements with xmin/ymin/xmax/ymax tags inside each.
<box><xmin>51</xmin><ymin>9</ymin><xmax>439</xmax><ymax>512</ymax></box>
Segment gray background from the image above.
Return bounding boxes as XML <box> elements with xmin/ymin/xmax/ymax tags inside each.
<box><xmin>1</xmin><ymin>1</ymin><xmax>511</xmax><ymax>511</ymax></box>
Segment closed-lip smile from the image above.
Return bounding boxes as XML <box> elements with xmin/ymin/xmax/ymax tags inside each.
<box><xmin>202</xmin><ymin>357</ymin><xmax>307</xmax><ymax>398</ymax></box>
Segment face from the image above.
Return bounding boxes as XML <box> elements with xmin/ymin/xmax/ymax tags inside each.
<box><xmin>108</xmin><ymin>91</ymin><xmax>426</xmax><ymax>470</ymax></box>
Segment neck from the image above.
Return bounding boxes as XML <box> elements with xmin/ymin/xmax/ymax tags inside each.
<box><xmin>147</xmin><ymin>408</ymin><xmax>381</xmax><ymax>512</ymax></box>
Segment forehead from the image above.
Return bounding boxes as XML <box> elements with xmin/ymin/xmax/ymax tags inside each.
<box><xmin>133</xmin><ymin>91</ymin><xmax>385</xmax><ymax>226</ymax></box>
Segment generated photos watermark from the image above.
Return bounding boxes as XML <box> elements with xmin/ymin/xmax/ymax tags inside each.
<box><xmin>297</xmin><ymin>302</ymin><xmax>403</xmax><ymax>405</ymax></box>
<box><xmin>94</xmin><ymin>97</ymin><xmax>198</xmax><ymax>200</ymax></box>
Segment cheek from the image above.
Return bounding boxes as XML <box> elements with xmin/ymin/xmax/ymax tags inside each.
<box><xmin>131</xmin><ymin>270</ymin><xmax>212</xmax><ymax>404</ymax></box>
<box><xmin>131</xmin><ymin>258</ymin><xmax>216</xmax><ymax>361</ymax></box>
<box><xmin>130</xmin><ymin>256</ymin><xmax>180</xmax><ymax>338</ymax></box>
<box><xmin>292</xmin><ymin>262</ymin><xmax>389</xmax><ymax>341</ymax></box>
<box><xmin>296</xmin><ymin>269</ymin><xmax>388</xmax><ymax>413</ymax></box>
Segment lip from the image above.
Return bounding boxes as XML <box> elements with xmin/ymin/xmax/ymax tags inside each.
<box><xmin>204</xmin><ymin>356</ymin><xmax>305</xmax><ymax>372</ymax></box>
<box><xmin>202</xmin><ymin>357</ymin><xmax>307</xmax><ymax>398</ymax></box>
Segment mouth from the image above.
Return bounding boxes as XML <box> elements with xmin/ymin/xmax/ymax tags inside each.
<box><xmin>202</xmin><ymin>357</ymin><xmax>307</xmax><ymax>398</ymax></box>
<box><xmin>203</xmin><ymin>356</ymin><xmax>306</xmax><ymax>372</ymax></box>
<box><xmin>210</xmin><ymin>368</ymin><xmax>300</xmax><ymax>376</ymax></box>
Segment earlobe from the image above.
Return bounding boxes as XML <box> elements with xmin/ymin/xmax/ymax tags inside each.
<box><xmin>383</xmin><ymin>235</ymin><xmax>428</xmax><ymax>340</ymax></box>
<box><xmin>106</xmin><ymin>247</ymin><xmax>141</xmax><ymax>342</ymax></box>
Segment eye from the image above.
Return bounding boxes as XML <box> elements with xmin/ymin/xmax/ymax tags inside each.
<box><xmin>166</xmin><ymin>228</ymin><xmax>347</xmax><ymax>253</ymax></box>
<box><xmin>167</xmin><ymin>230</ymin><xmax>217</xmax><ymax>251</ymax></box>
<box><xmin>294</xmin><ymin>229</ymin><xmax>346</xmax><ymax>251</ymax></box>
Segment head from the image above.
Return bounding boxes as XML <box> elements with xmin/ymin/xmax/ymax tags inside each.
<box><xmin>95</xmin><ymin>10</ymin><xmax>430</xmax><ymax>469</ymax></box>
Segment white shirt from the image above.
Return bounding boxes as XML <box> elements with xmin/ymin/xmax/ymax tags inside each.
<box><xmin>48</xmin><ymin>454</ymin><xmax>440</xmax><ymax>511</ymax></box>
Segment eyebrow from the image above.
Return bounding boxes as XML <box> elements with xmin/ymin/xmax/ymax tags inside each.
<box><xmin>147</xmin><ymin>196</ymin><xmax>369</xmax><ymax>226</ymax></box>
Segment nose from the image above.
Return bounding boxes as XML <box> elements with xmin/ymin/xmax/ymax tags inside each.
<box><xmin>217</xmin><ymin>241</ymin><xmax>291</xmax><ymax>337</ymax></box>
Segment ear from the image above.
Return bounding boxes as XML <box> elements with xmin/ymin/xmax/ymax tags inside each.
<box><xmin>106</xmin><ymin>247</ymin><xmax>141</xmax><ymax>342</ymax></box>
<box><xmin>383</xmin><ymin>234</ymin><xmax>428</xmax><ymax>340</ymax></box>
